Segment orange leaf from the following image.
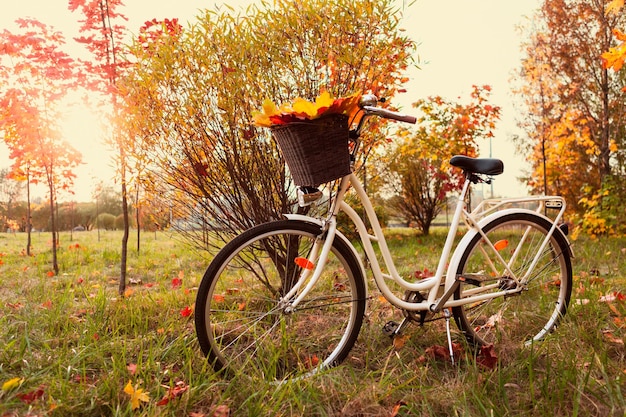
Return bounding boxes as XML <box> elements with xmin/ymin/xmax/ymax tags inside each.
<box><xmin>390</xmin><ymin>401</ymin><xmax>408</xmax><ymax>417</ymax></box>
<box><xmin>304</xmin><ymin>354</ymin><xmax>320</xmax><ymax>369</ymax></box>
<box><xmin>493</xmin><ymin>239</ymin><xmax>508</xmax><ymax>251</ymax></box>
<box><xmin>392</xmin><ymin>334</ymin><xmax>410</xmax><ymax>350</ymax></box>
<box><xmin>294</xmin><ymin>257</ymin><xmax>314</xmax><ymax>270</ymax></box>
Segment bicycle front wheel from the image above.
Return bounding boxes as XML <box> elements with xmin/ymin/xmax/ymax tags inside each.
<box><xmin>452</xmin><ymin>212</ymin><xmax>572</xmax><ymax>349</ymax></box>
<box><xmin>194</xmin><ymin>219</ymin><xmax>366</xmax><ymax>380</ymax></box>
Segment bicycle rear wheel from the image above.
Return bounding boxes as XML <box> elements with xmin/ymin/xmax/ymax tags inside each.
<box><xmin>194</xmin><ymin>219</ymin><xmax>366</xmax><ymax>380</ymax></box>
<box><xmin>452</xmin><ymin>212</ymin><xmax>572</xmax><ymax>348</ymax></box>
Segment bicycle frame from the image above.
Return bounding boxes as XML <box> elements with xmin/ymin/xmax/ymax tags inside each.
<box><xmin>282</xmin><ymin>171</ymin><xmax>568</xmax><ymax>315</ymax></box>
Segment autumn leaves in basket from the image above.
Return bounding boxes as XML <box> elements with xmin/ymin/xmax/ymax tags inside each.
<box><xmin>252</xmin><ymin>91</ymin><xmax>361</xmax><ymax>127</ymax></box>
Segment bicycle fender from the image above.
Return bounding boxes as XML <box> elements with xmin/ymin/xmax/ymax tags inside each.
<box><xmin>444</xmin><ymin>208</ymin><xmax>573</xmax><ymax>289</ymax></box>
<box><xmin>283</xmin><ymin>214</ymin><xmax>369</xmax><ymax>299</ymax></box>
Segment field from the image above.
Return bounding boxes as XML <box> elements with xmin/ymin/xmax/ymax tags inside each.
<box><xmin>0</xmin><ymin>228</ymin><xmax>625</xmax><ymax>416</ymax></box>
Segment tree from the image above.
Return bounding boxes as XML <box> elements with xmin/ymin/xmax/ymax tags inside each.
<box><xmin>0</xmin><ymin>168</ymin><xmax>24</xmax><ymax>231</ymax></box>
<box><xmin>0</xmin><ymin>19</ymin><xmax>82</xmax><ymax>270</ymax></box>
<box><xmin>70</xmin><ymin>0</ymin><xmax>133</xmax><ymax>294</ymax></box>
<box><xmin>515</xmin><ymin>0</ymin><xmax>626</xmax><ymax>235</ymax></box>
<box><xmin>386</xmin><ymin>85</ymin><xmax>500</xmax><ymax>235</ymax></box>
<box><xmin>121</xmin><ymin>0</ymin><xmax>416</xmax><ymax>252</ymax></box>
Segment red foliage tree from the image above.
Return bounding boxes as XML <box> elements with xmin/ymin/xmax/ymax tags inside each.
<box><xmin>0</xmin><ymin>19</ymin><xmax>82</xmax><ymax>271</ymax></box>
<box><xmin>69</xmin><ymin>0</ymin><xmax>132</xmax><ymax>294</ymax></box>
<box><xmin>387</xmin><ymin>85</ymin><xmax>501</xmax><ymax>235</ymax></box>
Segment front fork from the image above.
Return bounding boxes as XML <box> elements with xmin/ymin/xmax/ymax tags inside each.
<box><xmin>281</xmin><ymin>217</ymin><xmax>338</xmax><ymax>313</ymax></box>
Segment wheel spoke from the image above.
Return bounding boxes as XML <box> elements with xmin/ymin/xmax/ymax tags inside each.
<box><xmin>195</xmin><ymin>220</ymin><xmax>366</xmax><ymax>380</ymax></box>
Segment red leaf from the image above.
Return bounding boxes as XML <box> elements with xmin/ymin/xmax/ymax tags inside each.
<box><xmin>157</xmin><ymin>382</ymin><xmax>188</xmax><ymax>406</ymax></box>
<box><xmin>17</xmin><ymin>387</ymin><xmax>45</xmax><ymax>404</ymax></box>
<box><xmin>172</xmin><ymin>270</ymin><xmax>183</xmax><ymax>289</ymax></box>
<box><xmin>180</xmin><ymin>306</ymin><xmax>193</xmax><ymax>317</ymax></box>
<box><xmin>476</xmin><ymin>344</ymin><xmax>498</xmax><ymax>369</ymax></box>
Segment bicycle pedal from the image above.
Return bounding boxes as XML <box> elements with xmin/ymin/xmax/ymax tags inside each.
<box><xmin>382</xmin><ymin>321</ymin><xmax>400</xmax><ymax>337</ymax></box>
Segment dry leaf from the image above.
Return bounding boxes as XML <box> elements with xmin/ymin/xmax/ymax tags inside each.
<box><xmin>213</xmin><ymin>404</ymin><xmax>231</xmax><ymax>417</ymax></box>
<box><xmin>390</xmin><ymin>400</ymin><xmax>407</xmax><ymax>417</ymax></box>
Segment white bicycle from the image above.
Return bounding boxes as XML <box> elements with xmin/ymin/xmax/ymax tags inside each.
<box><xmin>194</xmin><ymin>95</ymin><xmax>573</xmax><ymax>380</ymax></box>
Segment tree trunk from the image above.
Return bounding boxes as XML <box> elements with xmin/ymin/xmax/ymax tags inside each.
<box><xmin>26</xmin><ymin>169</ymin><xmax>32</xmax><ymax>256</ymax></box>
<box><xmin>136</xmin><ymin>187</ymin><xmax>140</xmax><ymax>254</ymax></box>
<box><xmin>119</xmin><ymin>183</ymin><xmax>129</xmax><ymax>295</ymax></box>
<box><xmin>49</xmin><ymin>183</ymin><xmax>58</xmax><ymax>275</ymax></box>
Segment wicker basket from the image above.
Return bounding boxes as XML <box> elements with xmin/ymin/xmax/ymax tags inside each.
<box><xmin>270</xmin><ymin>114</ymin><xmax>351</xmax><ymax>187</ymax></box>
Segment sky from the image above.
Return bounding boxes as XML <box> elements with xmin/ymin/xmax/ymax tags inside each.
<box><xmin>0</xmin><ymin>0</ymin><xmax>542</xmax><ymax>201</ymax></box>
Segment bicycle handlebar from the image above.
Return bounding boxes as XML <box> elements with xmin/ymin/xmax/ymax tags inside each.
<box><xmin>361</xmin><ymin>105</ymin><xmax>417</xmax><ymax>124</ymax></box>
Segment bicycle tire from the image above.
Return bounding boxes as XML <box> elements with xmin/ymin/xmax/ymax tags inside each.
<box><xmin>194</xmin><ymin>219</ymin><xmax>367</xmax><ymax>380</ymax></box>
<box><xmin>452</xmin><ymin>212</ymin><xmax>572</xmax><ymax>348</ymax></box>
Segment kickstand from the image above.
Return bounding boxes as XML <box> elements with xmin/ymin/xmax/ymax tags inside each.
<box><xmin>443</xmin><ymin>309</ymin><xmax>455</xmax><ymax>365</ymax></box>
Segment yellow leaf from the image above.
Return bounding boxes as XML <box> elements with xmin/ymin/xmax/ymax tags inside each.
<box><xmin>291</xmin><ymin>97</ymin><xmax>318</xmax><ymax>118</ymax></box>
<box><xmin>607</xmin><ymin>0</ymin><xmax>624</xmax><ymax>15</ymax></box>
<box><xmin>315</xmin><ymin>91</ymin><xmax>334</xmax><ymax>111</ymax></box>
<box><xmin>261</xmin><ymin>97</ymin><xmax>279</xmax><ymax>116</ymax></box>
<box><xmin>2</xmin><ymin>377</ymin><xmax>23</xmax><ymax>391</ymax></box>
<box><xmin>124</xmin><ymin>380</ymin><xmax>150</xmax><ymax>410</ymax></box>
<box><xmin>252</xmin><ymin>112</ymin><xmax>272</xmax><ymax>127</ymax></box>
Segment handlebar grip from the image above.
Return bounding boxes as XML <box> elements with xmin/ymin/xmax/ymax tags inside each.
<box><xmin>362</xmin><ymin>106</ymin><xmax>417</xmax><ymax>124</ymax></box>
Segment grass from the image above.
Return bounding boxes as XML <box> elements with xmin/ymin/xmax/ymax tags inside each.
<box><xmin>0</xmin><ymin>228</ymin><xmax>625</xmax><ymax>416</ymax></box>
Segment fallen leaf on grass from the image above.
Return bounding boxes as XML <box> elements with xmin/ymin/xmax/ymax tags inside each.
<box><xmin>476</xmin><ymin>344</ymin><xmax>498</xmax><ymax>369</ymax></box>
<box><xmin>213</xmin><ymin>404</ymin><xmax>231</xmax><ymax>417</ymax></box>
<box><xmin>172</xmin><ymin>271</ymin><xmax>183</xmax><ymax>289</ymax></box>
<box><xmin>417</xmin><ymin>343</ymin><xmax>462</xmax><ymax>363</ymax></box>
<box><xmin>2</xmin><ymin>377</ymin><xmax>23</xmax><ymax>391</ymax></box>
<box><xmin>180</xmin><ymin>306</ymin><xmax>193</xmax><ymax>317</ymax></box>
<box><xmin>17</xmin><ymin>386</ymin><xmax>45</xmax><ymax>404</ymax></box>
<box><xmin>124</xmin><ymin>380</ymin><xmax>150</xmax><ymax>410</ymax></box>
<box><xmin>156</xmin><ymin>381</ymin><xmax>188</xmax><ymax>406</ymax></box>
<box><xmin>602</xmin><ymin>330</ymin><xmax>624</xmax><ymax>345</ymax></box>
<box><xmin>304</xmin><ymin>354</ymin><xmax>319</xmax><ymax>369</ymax></box>
<box><xmin>392</xmin><ymin>334</ymin><xmax>410</xmax><ymax>350</ymax></box>
<box><xmin>390</xmin><ymin>400</ymin><xmax>407</xmax><ymax>417</ymax></box>
<box><xmin>127</xmin><ymin>363</ymin><xmax>137</xmax><ymax>375</ymax></box>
